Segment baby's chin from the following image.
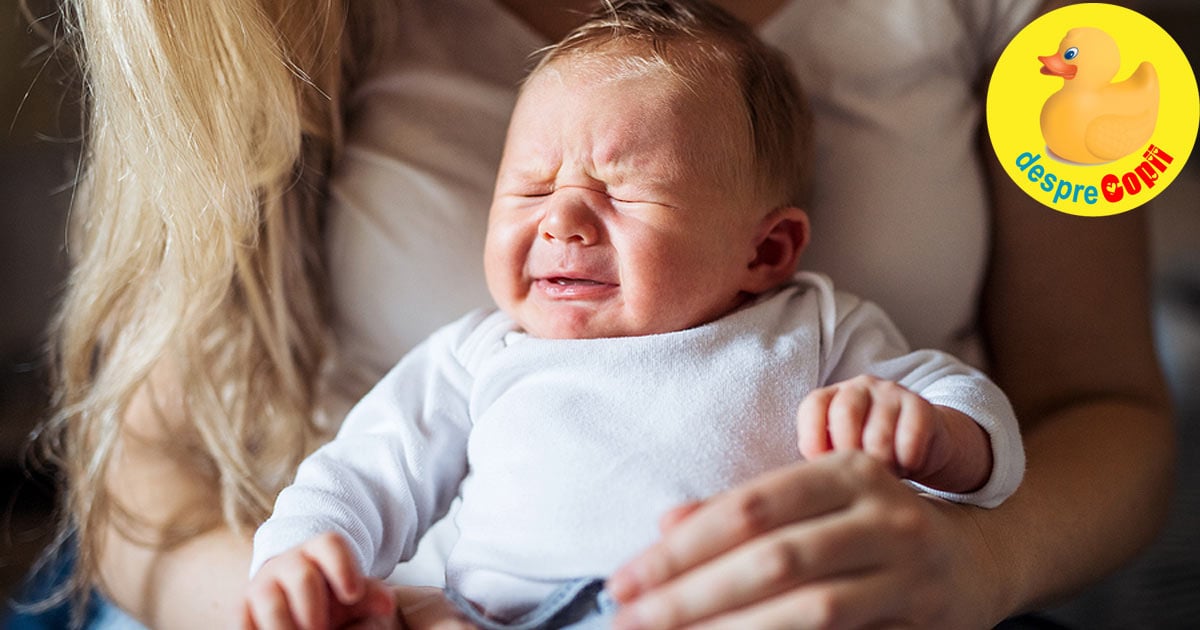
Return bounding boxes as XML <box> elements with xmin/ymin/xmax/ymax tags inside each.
<box><xmin>517</xmin><ymin>309</ymin><xmax>716</xmax><ymax>340</ymax></box>
<box><xmin>517</xmin><ymin>312</ymin><xmax>659</xmax><ymax>340</ymax></box>
<box><xmin>508</xmin><ymin>294</ymin><xmax>749</xmax><ymax>340</ymax></box>
<box><xmin>521</xmin><ymin>319</ymin><xmax>636</xmax><ymax>340</ymax></box>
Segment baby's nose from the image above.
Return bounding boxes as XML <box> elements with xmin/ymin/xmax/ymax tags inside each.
<box><xmin>539</xmin><ymin>190</ymin><xmax>601</xmax><ymax>245</ymax></box>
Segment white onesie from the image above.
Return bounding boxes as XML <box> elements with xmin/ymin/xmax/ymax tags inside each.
<box><xmin>252</xmin><ymin>273</ymin><xmax>1024</xmax><ymax>619</ymax></box>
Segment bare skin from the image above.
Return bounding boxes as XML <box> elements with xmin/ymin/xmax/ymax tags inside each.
<box><xmin>96</xmin><ymin>1</ymin><xmax>1173</xmax><ymax>628</ymax></box>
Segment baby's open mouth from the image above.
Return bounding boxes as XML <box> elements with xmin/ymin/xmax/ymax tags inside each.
<box><xmin>534</xmin><ymin>276</ymin><xmax>617</xmax><ymax>298</ymax></box>
<box><xmin>548</xmin><ymin>277</ymin><xmax>604</xmax><ymax>286</ymax></box>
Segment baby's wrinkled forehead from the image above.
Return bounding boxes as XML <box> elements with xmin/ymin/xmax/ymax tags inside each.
<box><xmin>528</xmin><ymin>44</ymin><xmax>700</xmax><ymax>93</ymax></box>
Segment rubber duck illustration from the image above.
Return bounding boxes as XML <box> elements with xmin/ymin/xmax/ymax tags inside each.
<box><xmin>1038</xmin><ymin>27</ymin><xmax>1158</xmax><ymax>164</ymax></box>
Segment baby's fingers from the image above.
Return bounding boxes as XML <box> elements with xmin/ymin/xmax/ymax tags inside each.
<box><xmin>330</xmin><ymin>580</ymin><xmax>398</xmax><ymax>629</ymax></box>
<box><xmin>362</xmin><ymin>580</ymin><xmax>400</xmax><ymax>619</ymax></box>
<box><xmin>302</xmin><ymin>532</ymin><xmax>366</xmax><ymax>605</ymax></box>
<box><xmin>245</xmin><ymin>579</ymin><xmax>301</xmax><ymax>630</ymax></box>
<box><xmin>895</xmin><ymin>395</ymin><xmax>938</xmax><ymax>477</ymax></box>
<box><xmin>796</xmin><ymin>387</ymin><xmax>835</xmax><ymax>458</ymax></box>
<box><xmin>826</xmin><ymin>382</ymin><xmax>871</xmax><ymax>451</ymax></box>
<box><xmin>861</xmin><ymin>385</ymin><xmax>903</xmax><ymax>473</ymax></box>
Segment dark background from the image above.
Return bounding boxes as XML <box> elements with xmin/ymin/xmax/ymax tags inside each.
<box><xmin>1</xmin><ymin>1</ymin><xmax>1197</xmax><ymax>627</ymax></box>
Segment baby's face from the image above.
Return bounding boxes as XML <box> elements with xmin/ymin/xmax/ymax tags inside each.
<box><xmin>484</xmin><ymin>57</ymin><xmax>766</xmax><ymax>339</ymax></box>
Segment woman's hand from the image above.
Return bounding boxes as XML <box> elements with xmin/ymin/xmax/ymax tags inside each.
<box><xmin>607</xmin><ymin>451</ymin><xmax>1005</xmax><ymax>629</ymax></box>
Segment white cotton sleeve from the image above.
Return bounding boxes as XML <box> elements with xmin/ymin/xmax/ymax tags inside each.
<box><xmin>896</xmin><ymin>369</ymin><xmax>1024</xmax><ymax>508</ymax></box>
<box><xmin>817</xmin><ymin>285</ymin><xmax>1025</xmax><ymax>508</ymax></box>
<box><xmin>249</xmin><ymin>314</ymin><xmax>479</xmax><ymax>578</ymax></box>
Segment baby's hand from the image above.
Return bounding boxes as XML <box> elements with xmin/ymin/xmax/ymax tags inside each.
<box><xmin>241</xmin><ymin>532</ymin><xmax>395</xmax><ymax>630</ymax></box>
<box><xmin>796</xmin><ymin>375</ymin><xmax>990</xmax><ymax>492</ymax></box>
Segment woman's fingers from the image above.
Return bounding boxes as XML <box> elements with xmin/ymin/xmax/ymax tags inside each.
<box><xmin>658</xmin><ymin>500</ymin><xmax>705</xmax><ymax>533</ymax></box>
<box><xmin>609</xmin><ymin>452</ymin><xmax>980</xmax><ymax>630</ymax></box>
<box><xmin>685</xmin><ymin>571</ymin><xmax>917</xmax><ymax>630</ymax></box>
<box><xmin>611</xmin><ymin>508</ymin><xmax>902</xmax><ymax>630</ymax></box>
<box><xmin>608</xmin><ymin>454</ymin><xmax>871</xmax><ymax>602</ymax></box>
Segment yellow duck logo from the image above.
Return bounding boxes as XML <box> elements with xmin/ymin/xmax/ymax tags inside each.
<box><xmin>1039</xmin><ymin>27</ymin><xmax>1159</xmax><ymax>164</ymax></box>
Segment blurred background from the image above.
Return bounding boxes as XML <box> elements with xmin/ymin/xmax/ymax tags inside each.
<box><xmin>1</xmin><ymin>1</ymin><xmax>1197</xmax><ymax>627</ymax></box>
<box><xmin>0</xmin><ymin>0</ymin><xmax>74</xmax><ymax>610</ymax></box>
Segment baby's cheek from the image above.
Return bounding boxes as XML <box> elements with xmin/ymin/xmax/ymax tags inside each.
<box><xmin>483</xmin><ymin>241</ymin><xmax>524</xmax><ymax>306</ymax></box>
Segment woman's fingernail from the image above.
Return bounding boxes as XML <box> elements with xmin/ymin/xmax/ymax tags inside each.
<box><xmin>612</xmin><ymin>608</ymin><xmax>646</xmax><ymax>630</ymax></box>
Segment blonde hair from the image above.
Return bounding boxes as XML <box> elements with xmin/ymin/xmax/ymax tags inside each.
<box><xmin>32</xmin><ymin>0</ymin><xmax>388</xmax><ymax>613</ymax></box>
<box><xmin>534</xmin><ymin>0</ymin><xmax>812</xmax><ymax>207</ymax></box>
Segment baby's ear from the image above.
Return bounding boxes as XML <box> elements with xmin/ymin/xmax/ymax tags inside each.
<box><xmin>743</xmin><ymin>207</ymin><xmax>810</xmax><ymax>293</ymax></box>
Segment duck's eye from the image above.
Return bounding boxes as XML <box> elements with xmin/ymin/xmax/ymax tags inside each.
<box><xmin>1064</xmin><ymin>47</ymin><xmax>1079</xmax><ymax>61</ymax></box>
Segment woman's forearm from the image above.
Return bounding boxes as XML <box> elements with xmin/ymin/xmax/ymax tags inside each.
<box><xmin>94</xmin><ymin>376</ymin><xmax>257</xmax><ymax>627</ymax></box>
<box><xmin>99</xmin><ymin>523</ymin><xmax>253</xmax><ymax>628</ymax></box>
<box><xmin>978</xmin><ymin>99</ymin><xmax>1173</xmax><ymax>613</ymax></box>
<box><xmin>975</xmin><ymin>398</ymin><xmax>1174</xmax><ymax>615</ymax></box>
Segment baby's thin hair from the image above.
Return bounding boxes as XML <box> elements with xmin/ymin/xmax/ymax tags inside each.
<box><xmin>531</xmin><ymin>0</ymin><xmax>812</xmax><ymax>207</ymax></box>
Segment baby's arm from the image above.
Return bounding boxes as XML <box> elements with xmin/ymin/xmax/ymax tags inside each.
<box><xmin>242</xmin><ymin>532</ymin><xmax>394</xmax><ymax>629</ymax></box>
<box><xmin>810</xmin><ymin>283</ymin><xmax>1024</xmax><ymax>507</ymax></box>
<box><xmin>797</xmin><ymin>374</ymin><xmax>992</xmax><ymax>493</ymax></box>
<box><xmin>246</xmin><ymin>313</ymin><xmax>480</xmax><ymax>629</ymax></box>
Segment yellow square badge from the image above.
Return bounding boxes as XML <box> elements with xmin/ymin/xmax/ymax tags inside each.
<box><xmin>987</xmin><ymin>2</ymin><xmax>1198</xmax><ymax>216</ymax></box>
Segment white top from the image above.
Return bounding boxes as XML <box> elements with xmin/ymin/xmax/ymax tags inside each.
<box><xmin>256</xmin><ymin>274</ymin><xmax>1024</xmax><ymax>618</ymax></box>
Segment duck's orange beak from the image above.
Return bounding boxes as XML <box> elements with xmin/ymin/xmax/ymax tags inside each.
<box><xmin>1039</xmin><ymin>54</ymin><xmax>1077</xmax><ymax>79</ymax></box>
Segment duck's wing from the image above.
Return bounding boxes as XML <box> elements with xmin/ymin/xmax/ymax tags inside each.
<box><xmin>1085</xmin><ymin>108</ymin><xmax>1158</xmax><ymax>161</ymax></box>
<box><xmin>1086</xmin><ymin>63</ymin><xmax>1160</xmax><ymax>160</ymax></box>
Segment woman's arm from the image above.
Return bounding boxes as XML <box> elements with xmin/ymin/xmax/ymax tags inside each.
<box><xmin>974</xmin><ymin>146</ymin><xmax>1175</xmax><ymax>611</ymax></box>
<box><xmin>99</xmin><ymin>524</ymin><xmax>252</xmax><ymax>629</ymax></box>
<box><xmin>96</xmin><ymin>376</ymin><xmax>254</xmax><ymax>629</ymax></box>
